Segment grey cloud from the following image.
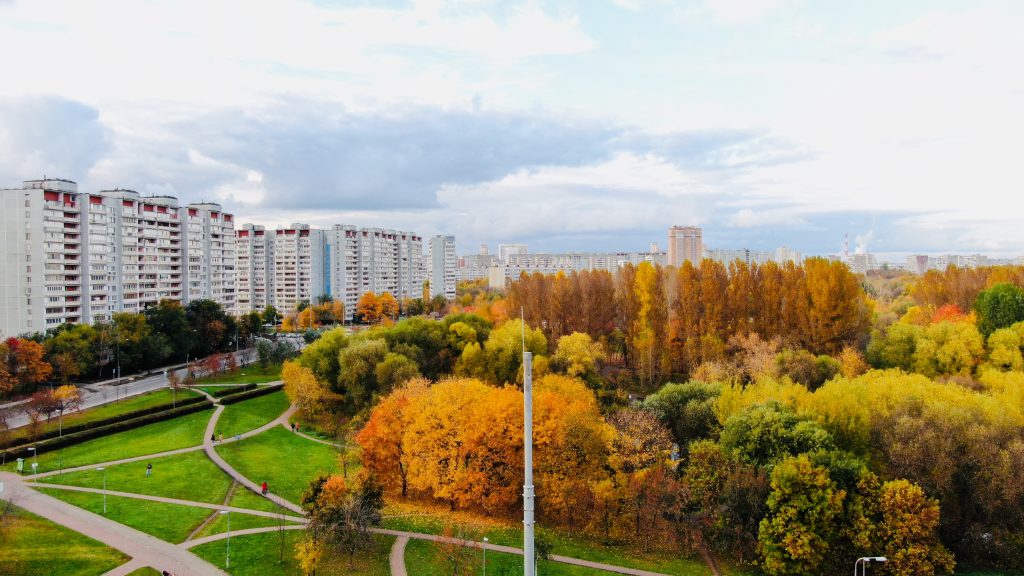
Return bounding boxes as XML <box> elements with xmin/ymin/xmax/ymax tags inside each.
<box><xmin>0</xmin><ymin>96</ymin><xmax>109</xmax><ymax>183</ymax></box>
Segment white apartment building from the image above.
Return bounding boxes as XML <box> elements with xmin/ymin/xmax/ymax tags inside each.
<box><xmin>498</xmin><ymin>243</ymin><xmax>528</xmax><ymax>262</ymax></box>
<box><xmin>271</xmin><ymin>224</ymin><xmax>326</xmax><ymax>313</ymax></box>
<box><xmin>236</xmin><ymin>224</ymin><xmax>272</xmax><ymax>315</ymax></box>
<box><xmin>704</xmin><ymin>248</ymin><xmax>773</xmax><ymax>267</ymax></box>
<box><xmin>429</xmin><ymin>235</ymin><xmax>457</xmax><ymax>300</ymax></box>
<box><xmin>182</xmin><ymin>202</ymin><xmax>236</xmax><ymax>314</ymax></box>
<box><xmin>324</xmin><ymin>225</ymin><xmax>424</xmax><ymax>319</ymax></box>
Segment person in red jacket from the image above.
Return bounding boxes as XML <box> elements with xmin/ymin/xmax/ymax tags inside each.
<box><xmin>261</xmin><ymin>481</ymin><xmax>268</xmax><ymax>495</ymax></box>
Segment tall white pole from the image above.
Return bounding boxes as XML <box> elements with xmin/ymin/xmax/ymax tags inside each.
<box><xmin>523</xmin><ymin>349</ymin><xmax>534</xmax><ymax>576</ymax></box>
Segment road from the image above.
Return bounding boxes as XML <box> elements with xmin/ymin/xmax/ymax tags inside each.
<box><xmin>2</xmin><ymin>348</ymin><xmax>256</xmax><ymax>430</ymax></box>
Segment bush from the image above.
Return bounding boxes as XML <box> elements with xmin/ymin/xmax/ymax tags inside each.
<box><xmin>211</xmin><ymin>383</ymin><xmax>258</xmax><ymax>398</ymax></box>
<box><xmin>0</xmin><ymin>394</ymin><xmax>206</xmax><ymax>450</ymax></box>
<box><xmin>218</xmin><ymin>383</ymin><xmax>285</xmax><ymax>405</ymax></box>
<box><xmin>2</xmin><ymin>400</ymin><xmax>213</xmax><ymax>460</ymax></box>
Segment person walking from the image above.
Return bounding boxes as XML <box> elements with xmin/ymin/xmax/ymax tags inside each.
<box><xmin>261</xmin><ymin>481</ymin><xmax>268</xmax><ymax>495</ymax></box>
<box><xmin>219</xmin><ymin>432</ymin><xmax>224</xmax><ymax>443</ymax></box>
<box><xmin>146</xmin><ymin>463</ymin><xmax>153</xmax><ymax>477</ymax></box>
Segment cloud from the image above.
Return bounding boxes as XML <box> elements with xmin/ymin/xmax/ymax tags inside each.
<box><xmin>0</xmin><ymin>96</ymin><xmax>109</xmax><ymax>182</ymax></box>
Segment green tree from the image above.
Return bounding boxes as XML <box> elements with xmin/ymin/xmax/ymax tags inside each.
<box><xmin>44</xmin><ymin>324</ymin><xmax>96</xmax><ymax>383</ymax></box>
<box><xmin>643</xmin><ymin>381</ymin><xmax>722</xmax><ymax>451</ymax></box>
<box><xmin>720</xmin><ymin>402</ymin><xmax>834</xmax><ymax>468</ymax></box>
<box><xmin>974</xmin><ymin>282</ymin><xmax>1024</xmax><ymax>337</ymax></box>
<box><xmin>337</xmin><ymin>338</ymin><xmax>389</xmax><ymax>411</ymax></box>
<box><xmin>374</xmin><ymin>353</ymin><xmax>420</xmax><ymax>393</ymax></box>
<box><xmin>262</xmin><ymin>304</ymin><xmax>281</xmax><ymax>327</ymax></box>
<box><xmin>185</xmin><ymin>299</ymin><xmax>234</xmax><ymax>357</ymax></box>
<box><xmin>874</xmin><ymin>479</ymin><xmax>955</xmax><ymax>576</ymax></box>
<box><xmin>482</xmin><ymin>318</ymin><xmax>547</xmax><ymax>385</ymax></box>
<box><xmin>758</xmin><ymin>455</ymin><xmax>845</xmax><ymax>576</ymax></box>
<box><xmin>145</xmin><ymin>299</ymin><xmax>190</xmax><ymax>362</ymax></box>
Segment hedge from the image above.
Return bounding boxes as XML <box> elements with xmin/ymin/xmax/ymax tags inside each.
<box><xmin>0</xmin><ymin>395</ymin><xmax>206</xmax><ymax>451</ymax></box>
<box><xmin>212</xmin><ymin>383</ymin><xmax>258</xmax><ymax>398</ymax></box>
<box><xmin>2</xmin><ymin>400</ymin><xmax>214</xmax><ymax>460</ymax></box>
<box><xmin>218</xmin><ymin>383</ymin><xmax>285</xmax><ymax>405</ymax></box>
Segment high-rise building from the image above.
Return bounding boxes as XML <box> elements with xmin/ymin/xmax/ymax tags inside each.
<box><xmin>906</xmin><ymin>254</ymin><xmax>930</xmax><ymax>275</ymax></box>
<box><xmin>498</xmin><ymin>243</ymin><xmax>528</xmax><ymax>262</ymax></box>
<box><xmin>323</xmin><ymin>225</ymin><xmax>424</xmax><ymax>319</ymax></box>
<box><xmin>667</xmin><ymin>226</ymin><xmax>702</xmax><ymax>267</ymax></box>
<box><xmin>182</xmin><ymin>202</ymin><xmax>236</xmax><ymax>313</ymax></box>
<box><xmin>775</xmin><ymin>246</ymin><xmax>802</xmax><ymax>264</ymax></box>
<box><xmin>271</xmin><ymin>224</ymin><xmax>326</xmax><ymax>313</ymax></box>
<box><xmin>429</xmin><ymin>235</ymin><xmax>457</xmax><ymax>300</ymax></box>
<box><xmin>236</xmin><ymin>224</ymin><xmax>272</xmax><ymax>315</ymax></box>
<box><xmin>704</xmin><ymin>248</ymin><xmax>773</xmax><ymax>266</ymax></box>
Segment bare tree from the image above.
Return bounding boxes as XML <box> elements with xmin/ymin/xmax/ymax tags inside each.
<box><xmin>432</xmin><ymin>522</ymin><xmax>482</xmax><ymax>576</ymax></box>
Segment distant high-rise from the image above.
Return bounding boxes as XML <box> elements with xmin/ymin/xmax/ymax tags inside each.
<box><xmin>429</xmin><ymin>235</ymin><xmax>457</xmax><ymax>300</ymax></box>
<box><xmin>667</xmin><ymin>226</ymin><xmax>702</xmax><ymax>267</ymax></box>
<box><xmin>498</xmin><ymin>243</ymin><xmax>528</xmax><ymax>262</ymax></box>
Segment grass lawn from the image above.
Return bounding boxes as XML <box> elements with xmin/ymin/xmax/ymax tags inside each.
<box><xmin>2</xmin><ymin>407</ymin><xmax>212</xmax><ymax>474</ymax></box>
<box><xmin>382</xmin><ymin>502</ymin><xmax>742</xmax><ymax>576</ymax></box>
<box><xmin>216</xmin><ymin>426</ymin><xmax>341</xmax><ymax>505</ymax></box>
<box><xmin>192</xmin><ymin>363</ymin><xmax>282</xmax><ymax>385</ymax></box>
<box><xmin>124</xmin><ymin>568</ymin><xmax>163</xmax><ymax>576</ymax></box>
<box><xmin>37</xmin><ymin>450</ymin><xmax>233</xmax><ymax>504</ymax></box>
<box><xmin>214</xmin><ymin>391</ymin><xmax>290</xmax><ymax>438</ymax></box>
<box><xmin>5</xmin><ymin>388</ymin><xmax>201</xmax><ymax>445</ymax></box>
<box><xmin>228</xmin><ymin>482</ymin><xmax>299</xmax><ymax>514</ymax></box>
<box><xmin>191</xmin><ymin>530</ymin><xmax>392</xmax><ymax>575</ymax></box>
<box><xmin>405</xmin><ymin>537</ymin><xmax>616</xmax><ymax>576</ymax></box>
<box><xmin>1</xmin><ymin>504</ymin><xmax>129</xmax><ymax>576</ymax></box>
<box><xmin>35</xmin><ymin>488</ymin><xmax>211</xmax><ymax>544</ymax></box>
<box><xmin>194</xmin><ymin>507</ymin><xmax>302</xmax><ymax>539</ymax></box>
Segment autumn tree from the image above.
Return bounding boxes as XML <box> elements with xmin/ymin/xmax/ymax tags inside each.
<box><xmin>1</xmin><ymin>338</ymin><xmax>51</xmax><ymax>395</ymax></box>
<box><xmin>356</xmin><ymin>292</ymin><xmax>383</xmax><ymax>324</ymax></box>
<box><xmin>379</xmin><ymin>292</ymin><xmax>399</xmax><ymax>321</ymax></box>
<box><xmin>355</xmin><ymin>379</ymin><xmax>428</xmax><ymax>497</ymax></box>
<box><xmin>300</xmin><ymin>474</ymin><xmax>384</xmax><ymax>570</ymax></box>
<box><xmin>874</xmin><ymin>479</ymin><xmax>955</xmax><ymax>576</ymax></box>
<box><xmin>551</xmin><ymin>332</ymin><xmax>605</xmax><ymax>381</ymax></box>
<box><xmin>51</xmin><ymin>384</ymin><xmax>83</xmax><ymax>437</ymax></box>
<box><xmin>643</xmin><ymin>381</ymin><xmax>722</xmax><ymax>452</ymax></box>
<box><xmin>478</xmin><ymin>318</ymin><xmax>546</xmax><ymax>385</ymax></box>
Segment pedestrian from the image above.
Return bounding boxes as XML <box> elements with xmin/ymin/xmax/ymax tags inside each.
<box><xmin>219</xmin><ymin>432</ymin><xmax>224</xmax><ymax>443</ymax></box>
<box><xmin>146</xmin><ymin>463</ymin><xmax>153</xmax><ymax>477</ymax></box>
<box><xmin>291</xmin><ymin>422</ymin><xmax>297</xmax><ymax>432</ymax></box>
<box><xmin>210</xmin><ymin>433</ymin><xmax>216</xmax><ymax>443</ymax></box>
<box><xmin>261</xmin><ymin>481</ymin><xmax>268</xmax><ymax>495</ymax></box>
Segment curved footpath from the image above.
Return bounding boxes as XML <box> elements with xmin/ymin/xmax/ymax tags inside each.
<box><xmin>10</xmin><ymin>396</ymin><xmax>673</xmax><ymax>576</ymax></box>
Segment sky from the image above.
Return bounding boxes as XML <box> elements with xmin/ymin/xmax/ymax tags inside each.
<box><xmin>1</xmin><ymin>0</ymin><xmax>1022</xmax><ymax>259</ymax></box>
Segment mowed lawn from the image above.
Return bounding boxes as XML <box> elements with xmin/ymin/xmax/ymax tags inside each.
<box><xmin>1</xmin><ymin>505</ymin><xmax>129</xmax><ymax>576</ymax></box>
<box><xmin>213</xmin><ymin>391</ymin><xmax>290</xmax><ymax>438</ymax></box>
<box><xmin>191</xmin><ymin>530</ymin><xmax>392</xmax><ymax>576</ymax></box>
<box><xmin>216</xmin><ymin>426</ymin><xmax>340</xmax><ymax>505</ymax></box>
<box><xmin>34</xmin><ymin>488</ymin><xmax>212</xmax><ymax>544</ymax></box>
<box><xmin>192</xmin><ymin>363</ymin><xmax>282</xmax><ymax>385</ymax></box>
<box><xmin>37</xmin><ymin>450</ymin><xmax>233</xmax><ymax>504</ymax></box>
<box><xmin>5</xmin><ymin>388</ymin><xmax>201</xmax><ymax>446</ymax></box>
<box><xmin>404</xmin><ymin>537</ymin><xmax>617</xmax><ymax>576</ymax></box>
<box><xmin>3</xmin><ymin>407</ymin><xmax>212</xmax><ymax>474</ymax></box>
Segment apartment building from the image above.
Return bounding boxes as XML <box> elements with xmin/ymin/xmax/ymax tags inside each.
<box><xmin>182</xmin><ymin>202</ymin><xmax>236</xmax><ymax>314</ymax></box>
<box><xmin>236</xmin><ymin>224</ymin><xmax>272</xmax><ymax>314</ymax></box>
<box><xmin>428</xmin><ymin>235</ymin><xmax>457</xmax><ymax>300</ymax></box>
<box><xmin>667</xmin><ymin>225</ymin><xmax>703</xmax><ymax>267</ymax></box>
<box><xmin>271</xmin><ymin>224</ymin><xmax>326</xmax><ymax>313</ymax></box>
<box><xmin>323</xmin><ymin>225</ymin><xmax>424</xmax><ymax>319</ymax></box>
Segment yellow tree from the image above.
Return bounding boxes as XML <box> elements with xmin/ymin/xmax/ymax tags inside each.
<box><xmin>355</xmin><ymin>379</ymin><xmax>429</xmax><ymax>497</ymax></box>
<box><xmin>379</xmin><ymin>292</ymin><xmax>399</xmax><ymax>321</ymax></box>
<box><xmin>282</xmin><ymin>360</ymin><xmax>334</xmax><ymax>420</ymax></box>
<box><xmin>52</xmin><ymin>384</ymin><xmax>84</xmax><ymax>436</ymax></box>
<box><xmin>552</xmin><ymin>332</ymin><xmax>605</xmax><ymax>378</ymax></box>
<box><xmin>630</xmin><ymin>262</ymin><xmax>667</xmax><ymax>388</ymax></box>
<box><xmin>357</xmin><ymin>292</ymin><xmax>383</xmax><ymax>324</ymax></box>
<box><xmin>330</xmin><ymin>299</ymin><xmax>346</xmax><ymax>324</ymax></box>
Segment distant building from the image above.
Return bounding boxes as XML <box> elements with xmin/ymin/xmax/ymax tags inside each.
<box><xmin>236</xmin><ymin>224</ymin><xmax>272</xmax><ymax>314</ymax></box>
<box><xmin>850</xmin><ymin>253</ymin><xmax>879</xmax><ymax>275</ymax></box>
<box><xmin>271</xmin><ymin>224</ymin><xmax>326</xmax><ymax>313</ymax></box>
<box><xmin>775</xmin><ymin>246</ymin><xmax>802</xmax><ymax>264</ymax></box>
<box><xmin>704</xmin><ymin>248</ymin><xmax>773</xmax><ymax>266</ymax></box>
<box><xmin>429</xmin><ymin>235</ymin><xmax>457</xmax><ymax>300</ymax></box>
<box><xmin>498</xmin><ymin>243</ymin><xmax>528</xmax><ymax>262</ymax></box>
<box><xmin>667</xmin><ymin>226</ymin><xmax>702</xmax><ymax>267</ymax></box>
<box><xmin>182</xmin><ymin>202</ymin><xmax>236</xmax><ymax>313</ymax></box>
<box><xmin>906</xmin><ymin>254</ymin><xmax>930</xmax><ymax>275</ymax></box>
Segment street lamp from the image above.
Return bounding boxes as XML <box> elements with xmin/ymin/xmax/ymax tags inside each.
<box><xmin>854</xmin><ymin>557</ymin><xmax>887</xmax><ymax>576</ymax></box>
<box><xmin>96</xmin><ymin>467</ymin><xmax>107</xmax><ymax>514</ymax></box>
<box><xmin>27</xmin><ymin>447</ymin><xmax>36</xmax><ymax>466</ymax></box>
<box><xmin>482</xmin><ymin>536</ymin><xmax>489</xmax><ymax>576</ymax></box>
<box><xmin>219</xmin><ymin>510</ymin><xmax>231</xmax><ymax>568</ymax></box>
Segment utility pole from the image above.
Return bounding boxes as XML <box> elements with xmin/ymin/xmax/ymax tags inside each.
<box><xmin>523</xmin><ymin>349</ymin><xmax>535</xmax><ymax>576</ymax></box>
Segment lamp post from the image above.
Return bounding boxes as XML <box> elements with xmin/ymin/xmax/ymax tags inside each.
<box><xmin>27</xmin><ymin>446</ymin><xmax>36</xmax><ymax>466</ymax></box>
<box><xmin>96</xmin><ymin>467</ymin><xmax>107</xmax><ymax>514</ymax></box>
<box><xmin>523</xmin><ymin>349</ymin><xmax>535</xmax><ymax>576</ymax></box>
<box><xmin>482</xmin><ymin>536</ymin><xmax>489</xmax><ymax>576</ymax></box>
<box><xmin>854</xmin><ymin>557</ymin><xmax>888</xmax><ymax>576</ymax></box>
<box><xmin>219</xmin><ymin>510</ymin><xmax>231</xmax><ymax>568</ymax></box>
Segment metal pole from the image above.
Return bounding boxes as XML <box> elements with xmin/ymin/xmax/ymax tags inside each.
<box><xmin>226</xmin><ymin>511</ymin><xmax>231</xmax><ymax>568</ymax></box>
<box><xmin>523</xmin><ymin>350</ymin><xmax>534</xmax><ymax>576</ymax></box>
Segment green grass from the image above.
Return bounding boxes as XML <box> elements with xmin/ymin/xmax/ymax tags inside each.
<box><xmin>37</xmin><ymin>450</ymin><xmax>232</xmax><ymax>504</ymax></box>
<box><xmin>124</xmin><ymin>568</ymin><xmax>163</xmax><ymax>576</ymax></box>
<box><xmin>0</xmin><ymin>504</ymin><xmax>129</xmax><ymax>575</ymax></box>
<box><xmin>216</xmin><ymin>426</ymin><xmax>340</xmax><ymax>505</ymax></box>
<box><xmin>383</xmin><ymin>511</ymin><xmax>739</xmax><ymax>576</ymax></box>
<box><xmin>228</xmin><ymin>482</ymin><xmax>298</xmax><ymax>514</ymax></box>
<box><xmin>191</xmin><ymin>529</ymin><xmax>392</xmax><ymax>575</ymax></box>
<box><xmin>192</xmin><ymin>363</ymin><xmax>282</xmax><ymax>385</ymax></box>
<box><xmin>2</xmin><ymin>407</ymin><xmax>212</xmax><ymax>474</ymax></box>
<box><xmin>194</xmin><ymin>508</ymin><xmax>302</xmax><ymax>539</ymax></box>
<box><xmin>214</xmin><ymin>391</ymin><xmax>290</xmax><ymax>438</ymax></box>
<box><xmin>405</xmin><ymin>537</ymin><xmax>616</xmax><ymax>576</ymax></box>
<box><xmin>5</xmin><ymin>388</ymin><xmax>201</xmax><ymax>446</ymax></box>
<box><xmin>35</xmin><ymin>488</ymin><xmax>211</xmax><ymax>544</ymax></box>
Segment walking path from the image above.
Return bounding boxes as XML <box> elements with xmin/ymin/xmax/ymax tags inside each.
<box><xmin>389</xmin><ymin>535</ymin><xmax>410</xmax><ymax>576</ymax></box>
<box><xmin>289</xmin><ymin>425</ymin><xmax>341</xmax><ymax>447</ymax></box>
<box><xmin>0</xmin><ymin>471</ymin><xmax>228</xmax><ymax>576</ymax></box>
<box><xmin>183</xmin><ymin>524</ymin><xmax>308</xmax><ymax>548</ymax></box>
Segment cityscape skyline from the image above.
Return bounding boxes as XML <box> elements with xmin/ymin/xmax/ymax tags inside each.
<box><xmin>2</xmin><ymin>1</ymin><xmax>1023</xmax><ymax>257</ymax></box>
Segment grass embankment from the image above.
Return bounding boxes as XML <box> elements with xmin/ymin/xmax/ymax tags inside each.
<box><xmin>383</xmin><ymin>501</ymin><xmax>742</xmax><ymax>576</ymax></box>
<box><xmin>2</xmin><ymin>408</ymin><xmax>211</xmax><ymax>474</ymax></box>
<box><xmin>191</xmin><ymin>530</ymin><xmax>392</xmax><ymax>576</ymax></box>
<box><xmin>124</xmin><ymin>568</ymin><xmax>163</xmax><ymax>576</ymax></box>
<box><xmin>213</xmin><ymin>391</ymin><xmax>290</xmax><ymax>438</ymax></box>
<box><xmin>1</xmin><ymin>505</ymin><xmax>129</xmax><ymax>575</ymax></box>
<box><xmin>216</xmin><ymin>426</ymin><xmax>341</xmax><ymax>505</ymax></box>
<box><xmin>35</xmin><ymin>488</ymin><xmax>211</xmax><ymax>544</ymax></box>
<box><xmin>193</xmin><ymin>363</ymin><xmax>282</xmax><ymax>386</ymax></box>
<box><xmin>5</xmin><ymin>388</ymin><xmax>201</xmax><ymax>445</ymax></box>
<box><xmin>404</xmin><ymin>537</ymin><xmax>615</xmax><ymax>576</ymax></box>
<box><xmin>37</xmin><ymin>450</ymin><xmax>233</xmax><ymax>504</ymax></box>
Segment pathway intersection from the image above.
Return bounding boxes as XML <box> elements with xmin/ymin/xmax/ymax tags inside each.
<box><xmin>1</xmin><ymin>383</ymin><xmax>673</xmax><ymax>576</ymax></box>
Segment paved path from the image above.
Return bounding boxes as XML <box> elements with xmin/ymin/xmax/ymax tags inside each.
<box><xmin>203</xmin><ymin>401</ymin><xmax>304</xmax><ymax>514</ymax></box>
<box><xmin>183</xmin><ymin>524</ymin><xmax>308</xmax><ymax>548</ymax></box>
<box><xmin>0</xmin><ymin>472</ymin><xmax>228</xmax><ymax>576</ymax></box>
<box><xmin>390</xmin><ymin>535</ymin><xmax>409</xmax><ymax>576</ymax></box>
<box><xmin>26</xmin><ymin>444</ymin><xmax>208</xmax><ymax>480</ymax></box>
<box><xmin>26</xmin><ymin>482</ymin><xmax>308</xmax><ymax>523</ymax></box>
<box><xmin>289</xmin><ymin>425</ymin><xmax>341</xmax><ymax>447</ymax></box>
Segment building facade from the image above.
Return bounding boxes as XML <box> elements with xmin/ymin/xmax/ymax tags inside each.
<box><xmin>667</xmin><ymin>225</ymin><xmax>702</xmax><ymax>267</ymax></box>
<box><xmin>182</xmin><ymin>202</ymin><xmax>236</xmax><ymax>313</ymax></box>
<box><xmin>271</xmin><ymin>224</ymin><xmax>326</xmax><ymax>313</ymax></box>
<box><xmin>429</xmin><ymin>235</ymin><xmax>457</xmax><ymax>300</ymax></box>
